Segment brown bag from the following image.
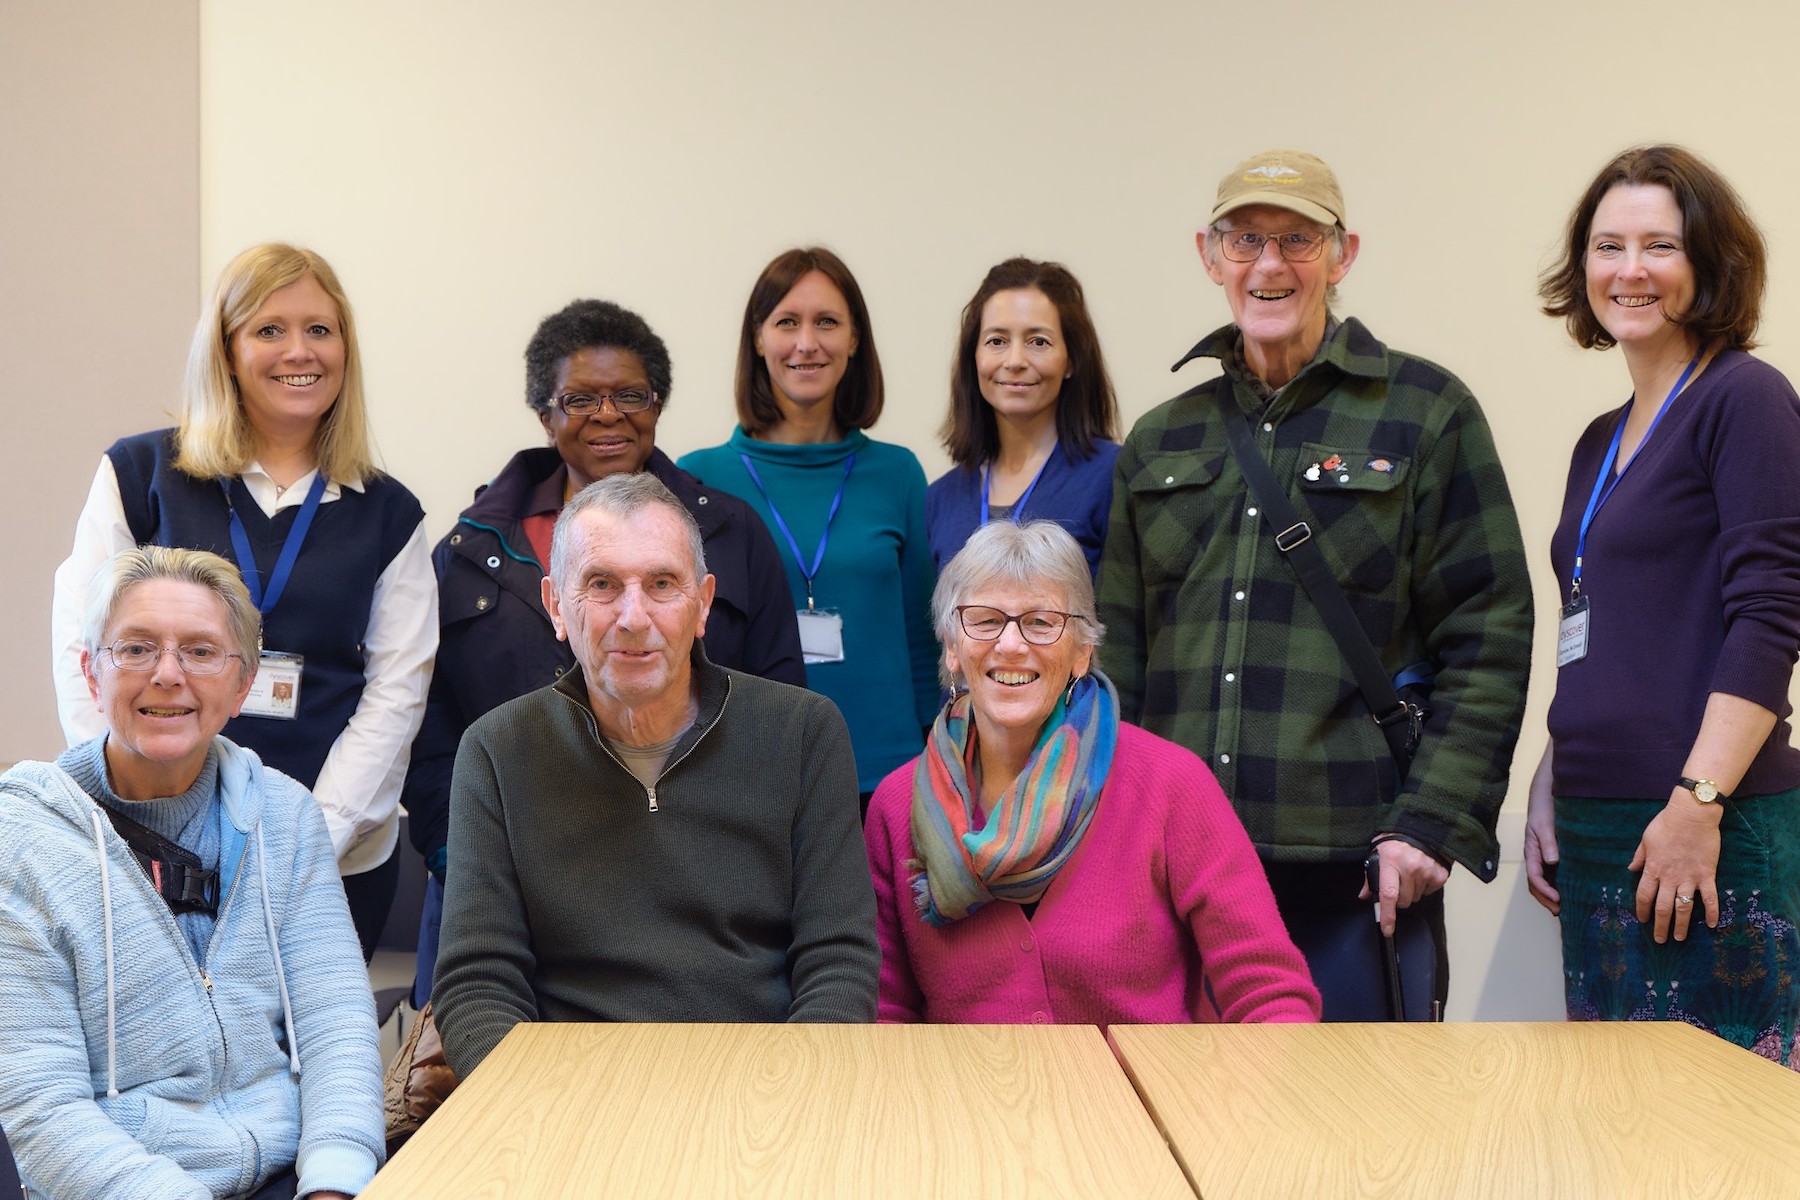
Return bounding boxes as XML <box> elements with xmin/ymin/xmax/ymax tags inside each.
<box><xmin>381</xmin><ymin>1000</ymin><xmax>459</xmax><ymax>1156</ymax></box>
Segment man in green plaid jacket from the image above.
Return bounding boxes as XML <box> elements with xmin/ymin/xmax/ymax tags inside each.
<box><xmin>1097</xmin><ymin>149</ymin><xmax>1533</xmax><ymax>1019</ymax></box>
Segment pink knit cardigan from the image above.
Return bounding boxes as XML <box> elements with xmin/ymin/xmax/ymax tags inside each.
<box><xmin>865</xmin><ymin>722</ymin><xmax>1321</xmax><ymax>1024</ymax></box>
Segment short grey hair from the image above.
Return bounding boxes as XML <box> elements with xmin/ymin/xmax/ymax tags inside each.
<box><xmin>550</xmin><ymin>472</ymin><xmax>708</xmax><ymax>588</ymax></box>
<box><xmin>933</xmin><ymin>521</ymin><xmax>1104</xmax><ymax>680</ymax></box>
<box><xmin>82</xmin><ymin>546</ymin><xmax>261</xmax><ymax>681</ymax></box>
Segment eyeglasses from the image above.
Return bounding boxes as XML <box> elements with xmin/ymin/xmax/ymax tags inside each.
<box><xmin>554</xmin><ymin>389</ymin><xmax>658</xmax><ymax>416</ymax></box>
<box><xmin>1214</xmin><ymin>227</ymin><xmax>1332</xmax><ymax>263</ymax></box>
<box><xmin>955</xmin><ymin>606</ymin><xmax>1088</xmax><ymax>646</ymax></box>
<box><xmin>102</xmin><ymin>640</ymin><xmax>242</xmax><ymax>676</ymax></box>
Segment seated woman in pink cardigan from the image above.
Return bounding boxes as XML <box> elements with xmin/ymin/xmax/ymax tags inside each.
<box><xmin>865</xmin><ymin>521</ymin><xmax>1320</xmax><ymax>1024</ymax></box>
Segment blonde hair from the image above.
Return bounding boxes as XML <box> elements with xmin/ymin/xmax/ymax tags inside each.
<box><xmin>175</xmin><ymin>242</ymin><xmax>379</xmax><ymax>483</ymax></box>
<box><xmin>82</xmin><ymin>546</ymin><xmax>261</xmax><ymax>683</ymax></box>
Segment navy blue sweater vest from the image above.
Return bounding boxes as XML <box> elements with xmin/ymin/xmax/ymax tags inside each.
<box><xmin>106</xmin><ymin>429</ymin><xmax>424</xmax><ymax>789</ymax></box>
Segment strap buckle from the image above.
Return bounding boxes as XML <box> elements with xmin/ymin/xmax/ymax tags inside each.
<box><xmin>1373</xmin><ymin>700</ymin><xmax>1428</xmax><ymax>753</ymax></box>
<box><xmin>1274</xmin><ymin>521</ymin><xmax>1312</xmax><ymax>552</ymax></box>
<box><xmin>1372</xmin><ymin>701</ymin><xmax>1416</xmax><ymax>729</ymax></box>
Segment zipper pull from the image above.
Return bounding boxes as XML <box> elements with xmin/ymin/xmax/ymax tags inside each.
<box><xmin>646</xmin><ymin>786</ymin><xmax>658</xmax><ymax>813</ymax></box>
<box><xmin>200</xmin><ymin>968</ymin><xmax>213</xmax><ymax>993</ymax></box>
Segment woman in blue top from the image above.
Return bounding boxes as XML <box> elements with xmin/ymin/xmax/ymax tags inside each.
<box><xmin>680</xmin><ymin>247</ymin><xmax>937</xmax><ymax>803</ymax></box>
<box><xmin>3</xmin><ymin>546</ymin><xmax>382</xmax><ymax>1199</ymax></box>
<box><xmin>926</xmin><ymin>258</ymin><xmax>1121</xmax><ymax>578</ymax></box>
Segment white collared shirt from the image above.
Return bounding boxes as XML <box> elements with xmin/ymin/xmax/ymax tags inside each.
<box><xmin>51</xmin><ymin>455</ymin><xmax>437</xmax><ymax>875</ymax></box>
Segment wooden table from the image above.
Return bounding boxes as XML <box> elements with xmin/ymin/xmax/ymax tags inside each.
<box><xmin>1110</xmin><ymin>1021</ymin><xmax>1800</xmax><ymax>1200</ymax></box>
<box><xmin>364</xmin><ymin>1022</ymin><xmax>1191</xmax><ymax>1199</ymax></box>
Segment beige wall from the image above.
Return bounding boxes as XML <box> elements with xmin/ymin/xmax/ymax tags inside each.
<box><xmin>13</xmin><ymin>0</ymin><xmax>1800</xmax><ymax>1018</ymax></box>
<box><xmin>3</xmin><ymin>0</ymin><xmax>200</xmax><ymax>763</ymax></box>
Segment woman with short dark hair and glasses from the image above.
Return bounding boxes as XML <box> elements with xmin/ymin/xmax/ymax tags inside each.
<box><xmin>401</xmin><ymin>298</ymin><xmax>804</xmax><ymax>1001</ymax></box>
<box><xmin>863</xmin><ymin>520</ymin><xmax>1319</xmax><ymax>1023</ymax></box>
<box><xmin>681</xmin><ymin>247</ymin><xmax>938</xmax><ymax>808</ymax></box>
<box><xmin>1527</xmin><ymin>145</ymin><xmax>1800</xmax><ymax>1068</ymax></box>
<box><xmin>927</xmin><ymin>257</ymin><xmax>1120</xmax><ymax>577</ymax></box>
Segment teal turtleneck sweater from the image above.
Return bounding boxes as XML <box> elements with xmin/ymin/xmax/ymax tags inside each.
<box><xmin>680</xmin><ymin>427</ymin><xmax>939</xmax><ymax>789</ymax></box>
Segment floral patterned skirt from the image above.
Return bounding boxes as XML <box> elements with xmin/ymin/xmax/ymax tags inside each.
<box><xmin>1555</xmin><ymin>787</ymin><xmax>1800</xmax><ymax>1070</ymax></box>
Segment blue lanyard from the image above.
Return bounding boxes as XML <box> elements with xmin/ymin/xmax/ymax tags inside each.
<box><xmin>221</xmin><ymin>470</ymin><xmax>327</xmax><ymax>616</ymax></box>
<box><xmin>979</xmin><ymin>451</ymin><xmax>1054</xmax><ymax>527</ymax></box>
<box><xmin>1570</xmin><ymin>354</ymin><xmax>1700</xmax><ymax>597</ymax></box>
<box><xmin>737</xmin><ymin>452</ymin><xmax>855</xmax><ymax>610</ymax></box>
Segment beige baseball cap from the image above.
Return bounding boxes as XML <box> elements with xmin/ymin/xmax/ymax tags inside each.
<box><xmin>1209</xmin><ymin>149</ymin><xmax>1345</xmax><ymax>227</ymax></box>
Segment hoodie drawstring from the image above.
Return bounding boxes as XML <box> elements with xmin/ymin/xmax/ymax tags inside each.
<box><xmin>88</xmin><ymin>809</ymin><xmax>121</xmax><ymax>1098</ymax></box>
<box><xmin>254</xmin><ymin>823</ymin><xmax>301</xmax><ymax>1076</ymax></box>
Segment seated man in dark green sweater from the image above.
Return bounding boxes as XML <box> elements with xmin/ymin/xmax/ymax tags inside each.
<box><xmin>433</xmin><ymin>473</ymin><xmax>878</xmax><ymax>1076</ymax></box>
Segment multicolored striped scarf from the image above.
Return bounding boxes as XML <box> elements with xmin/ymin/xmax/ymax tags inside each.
<box><xmin>908</xmin><ymin>671</ymin><xmax>1119</xmax><ymax>926</ymax></box>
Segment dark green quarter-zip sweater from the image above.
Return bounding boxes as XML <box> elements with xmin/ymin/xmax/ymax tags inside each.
<box><xmin>434</xmin><ymin>648</ymin><xmax>878</xmax><ymax>1076</ymax></box>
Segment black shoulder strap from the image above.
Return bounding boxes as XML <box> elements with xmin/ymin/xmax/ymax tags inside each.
<box><xmin>101</xmin><ymin>803</ymin><xmax>220</xmax><ymax>917</ymax></box>
<box><xmin>1216</xmin><ymin>388</ymin><xmax>1423</xmax><ymax>768</ymax></box>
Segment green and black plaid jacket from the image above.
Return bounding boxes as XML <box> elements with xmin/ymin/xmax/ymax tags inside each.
<box><xmin>1097</xmin><ymin>318</ymin><xmax>1532</xmax><ymax>880</ymax></box>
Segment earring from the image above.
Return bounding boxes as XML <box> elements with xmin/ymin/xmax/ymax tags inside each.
<box><xmin>1064</xmin><ymin>673</ymin><xmax>1083</xmax><ymax>705</ymax></box>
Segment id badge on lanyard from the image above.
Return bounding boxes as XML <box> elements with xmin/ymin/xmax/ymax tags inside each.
<box><xmin>1557</xmin><ymin>595</ymin><xmax>1590</xmax><ymax>667</ymax></box>
<box><xmin>1560</xmin><ymin>354</ymin><xmax>1699</xmax><ymax>670</ymax></box>
<box><xmin>796</xmin><ymin>610</ymin><xmax>846</xmax><ymax>664</ymax></box>
<box><xmin>739</xmin><ymin>451</ymin><xmax>856</xmax><ymax>666</ymax></box>
<box><xmin>241</xmin><ymin>651</ymin><xmax>304</xmax><ymax>719</ymax></box>
<box><xmin>222</xmin><ymin>471</ymin><xmax>325</xmax><ymax>718</ymax></box>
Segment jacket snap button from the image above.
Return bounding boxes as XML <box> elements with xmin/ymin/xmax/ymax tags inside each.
<box><xmin>476</xmin><ymin>596</ymin><xmax>489</xmax><ymax>611</ymax></box>
<box><xmin>449</xmin><ymin>533</ymin><xmax>462</xmax><ymax>544</ymax></box>
<box><xmin>487</xmin><ymin>555</ymin><xmax>501</xmax><ymax>569</ymax></box>
<box><xmin>697</xmin><ymin>495</ymin><xmax>708</xmax><ymax>504</ymax></box>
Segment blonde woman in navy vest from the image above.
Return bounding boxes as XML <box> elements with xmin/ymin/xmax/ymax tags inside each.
<box><xmin>51</xmin><ymin>243</ymin><xmax>436</xmax><ymax>960</ymax></box>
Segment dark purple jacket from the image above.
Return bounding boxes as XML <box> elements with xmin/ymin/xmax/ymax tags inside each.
<box><xmin>1548</xmin><ymin>351</ymin><xmax>1800</xmax><ymax>798</ymax></box>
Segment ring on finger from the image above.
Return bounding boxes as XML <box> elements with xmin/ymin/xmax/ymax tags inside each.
<box><xmin>1675</xmin><ymin>893</ymin><xmax>1694</xmax><ymax>906</ymax></box>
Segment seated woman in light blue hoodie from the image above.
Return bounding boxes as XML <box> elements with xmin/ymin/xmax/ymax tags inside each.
<box><xmin>0</xmin><ymin>546</ymin><xmax>383</xmax><ymax>1200</ymax></box>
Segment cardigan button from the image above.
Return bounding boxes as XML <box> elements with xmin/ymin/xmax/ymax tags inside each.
<box><xmin>1030</xmin><ymin>1011</ymin><xmax>1049</xmax><ymax>1024</ymax></box>
<box><xmin>1020</xmin><ymin>935</ymin><xmax>1034</xmax><ymax>953</ymax></box>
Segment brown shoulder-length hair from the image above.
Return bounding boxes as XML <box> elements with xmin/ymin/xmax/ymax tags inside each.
<box><xmin>1540</xmin><ymin>145</ymin><xmax>1766</xmax><ymax>352</ymax></box>
<box><xmin>941</xmin><ymin>257</ymin><xmax>1119</xmax><ymax>468</ymax></box>
<box><xmin>734</xmin><ymin>247</ymin><xmax>884</xmax><ymax>435</ymax></box>
<box><xmin>175</xmin><ymin>243</ymin><xmax>378</xmax><ymax>483</ymax></box>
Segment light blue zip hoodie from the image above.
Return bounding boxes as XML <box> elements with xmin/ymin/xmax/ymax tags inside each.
<box><xmin>0</xmin><ymin>739</ymin><xmax>383</xmax><ymax>1199</ymax></box>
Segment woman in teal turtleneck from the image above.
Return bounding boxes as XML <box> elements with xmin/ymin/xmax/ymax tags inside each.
<box><xmin>680</xmin><ymin>247</ymin><xmax>937</xmax><ymax>806</ymax></box>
